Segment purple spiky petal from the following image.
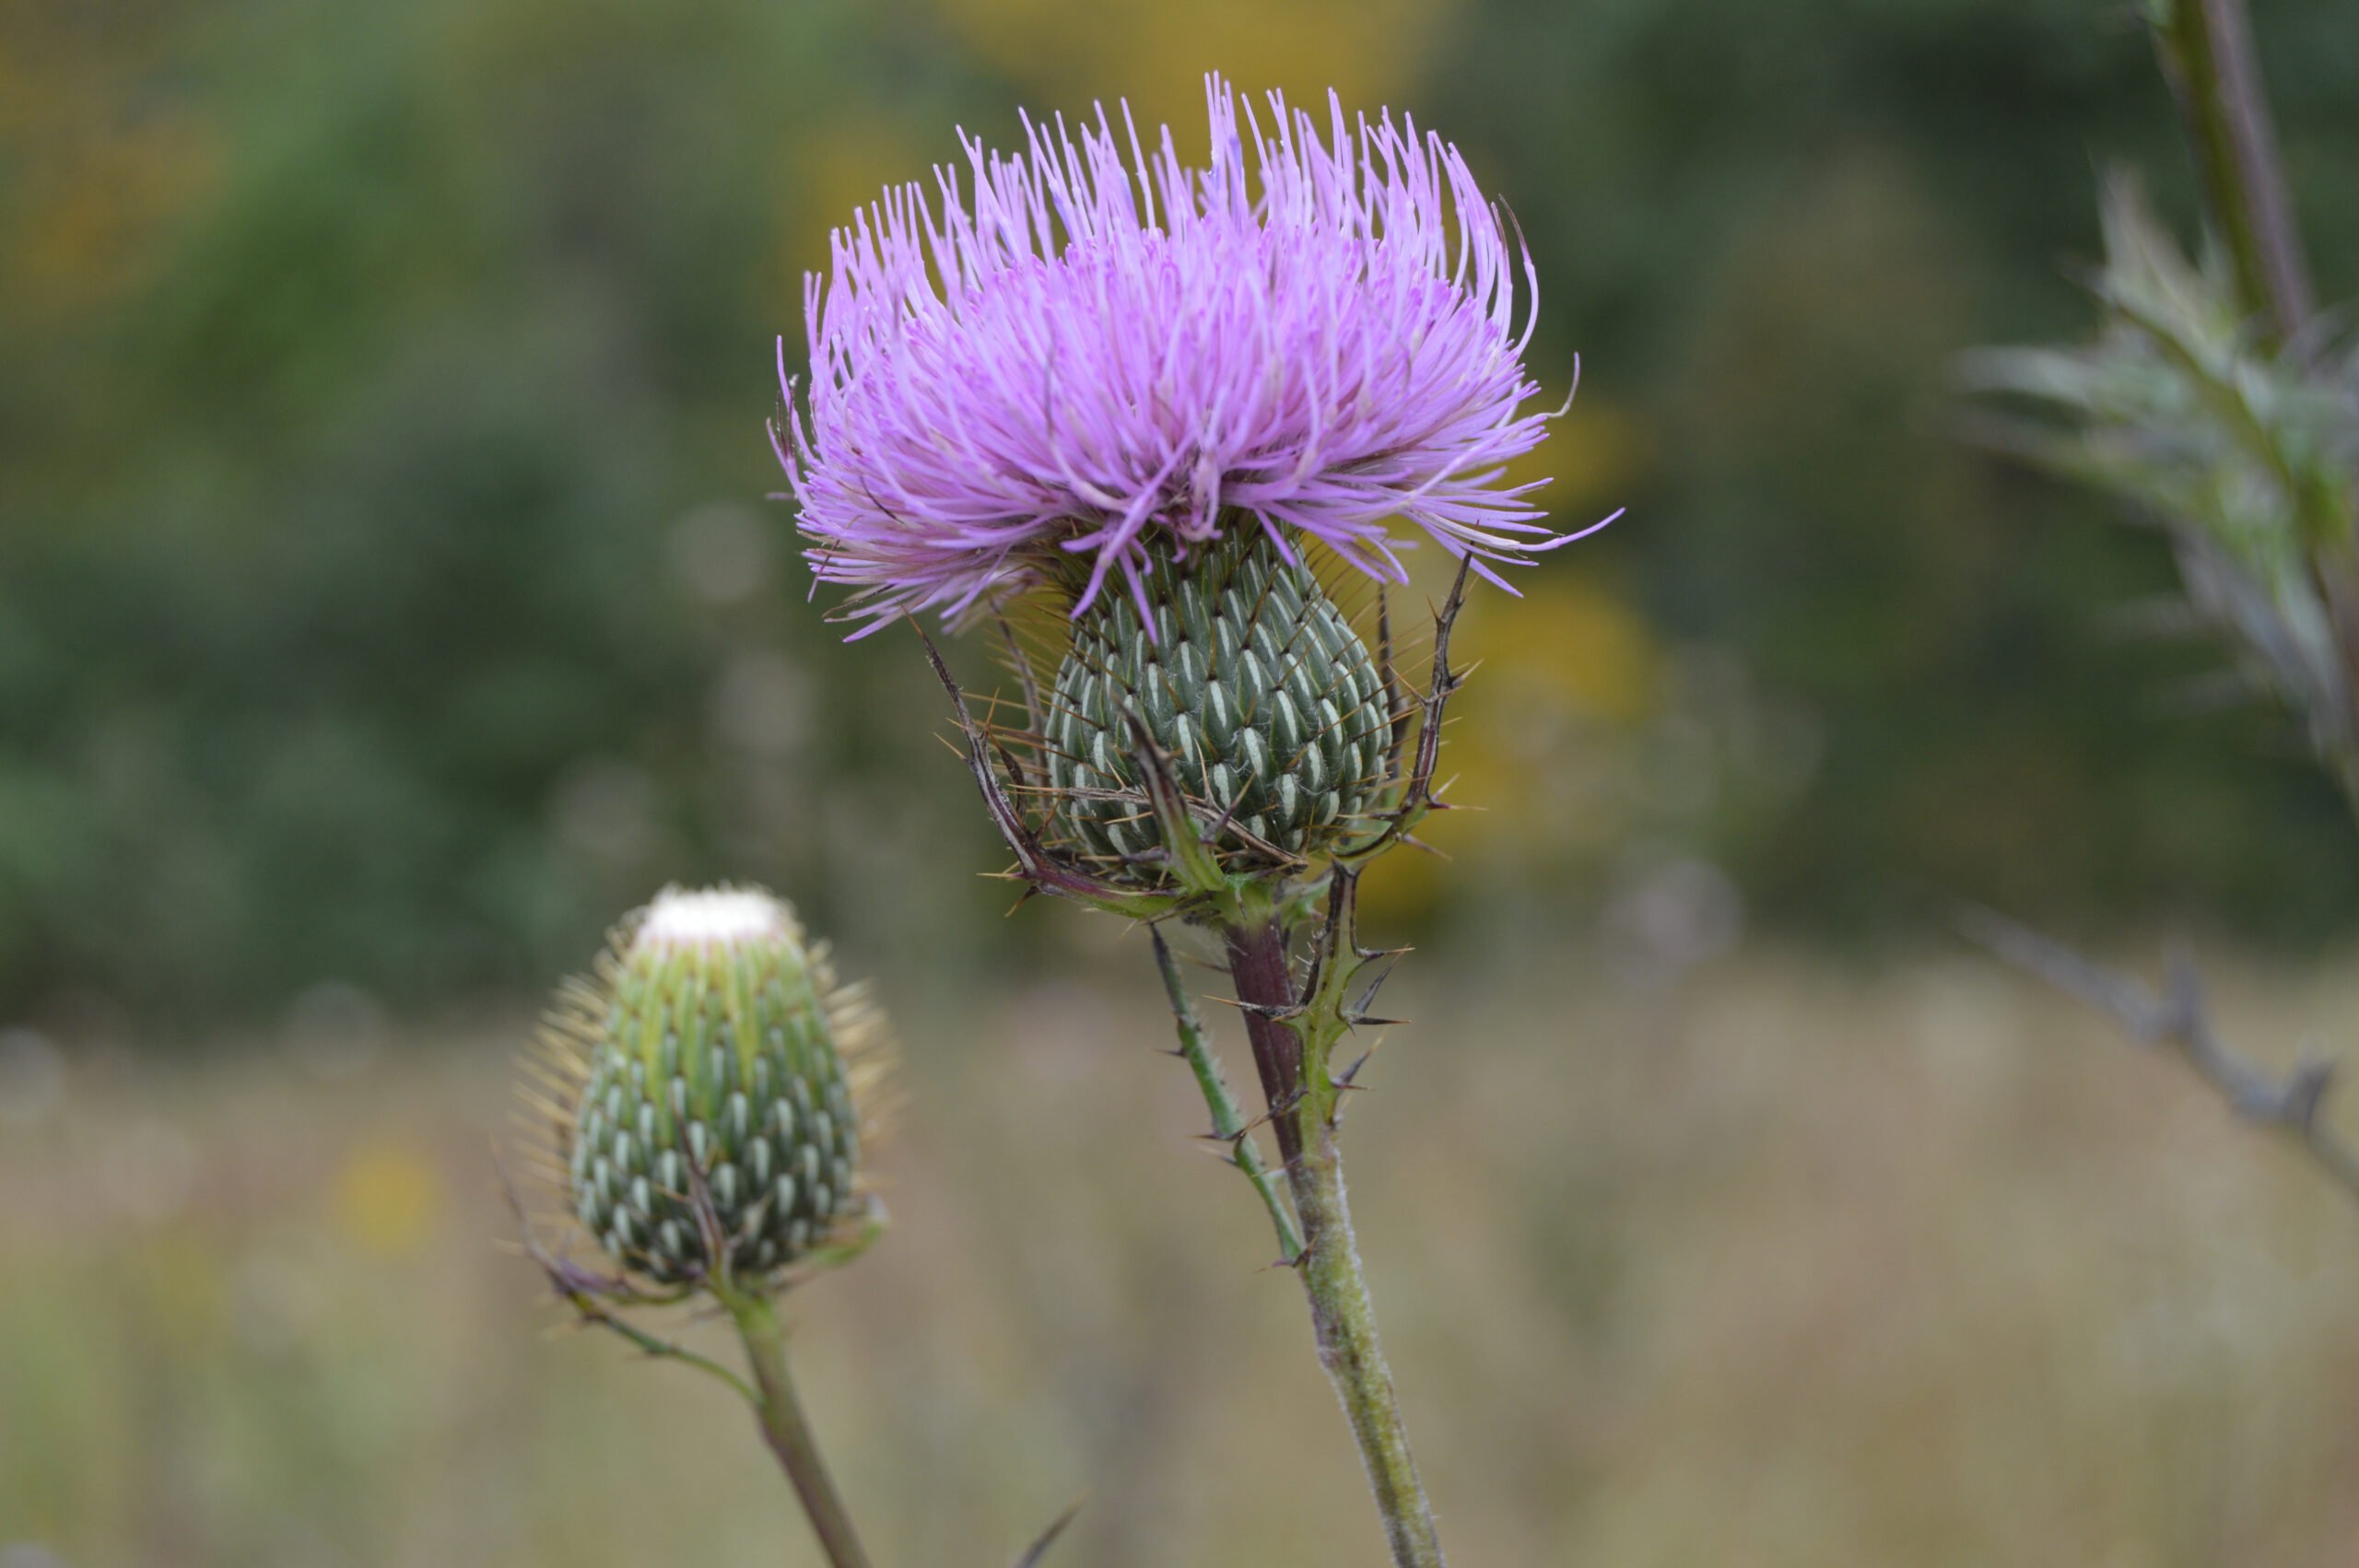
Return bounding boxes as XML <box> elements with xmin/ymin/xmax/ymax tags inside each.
<box><xmin>776</xmin><ymin>75</ymin><xmax>1614</xmax><ymax>637</ymax></box>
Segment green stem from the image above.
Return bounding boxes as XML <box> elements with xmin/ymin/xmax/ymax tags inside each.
<box><xmin>1151</xmin><ymin>925</ymin><xmax>1306</xmax><ymax>1262</ymax></box>
<box><xmin>722</xmin><ymin>1289</ymin><xmax>877</xmax><ymax>1568</ymax></box>
<box><xmin>1222</xmin><ymin>916</ymin><xmax>1446</xmax><ymax>1568</ymax></box>
<box><xmin>563</xmin><ymin>1290</ymin><xmax>760</xmax><ymax>1404</ymax></box>
<box><xmin>1293</xmin><ymin>1117</ymin><xmax>1439</xmax><ymax>1567</ymax></box>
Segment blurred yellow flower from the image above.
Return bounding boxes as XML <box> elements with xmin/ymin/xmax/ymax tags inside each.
<box><xmin>0</xmin><ymin>10</ymin><xmax>219</xmax><ymax>323</ymax></box>
<box><xmin>774</xmin><ymin>111</ymin><xmax>931</xmax><ymax>319</ymax></box>
<box><xmin>1528</xmin><ymin>395</ymin><xmax>1651</xmax><ymax>514</ymax></box>
<box><xmin>1359</xmin><ymin>569</ymin><xmax>1658</xmax><ymax>924</ymax></box>
<box><xmin>923</xmin><ymin>0</ymin><xmax>1455</xmax><ymax>139</ymax></box>
<box><xmin>331</xmin><ymin>1141</ymin><xmax>444</xmax><ymax>1259</ymax></box>
<box><xmin>1461</xmin><ymin>573</ymin><xmax>1658</xmax><ymax>727</ymax></box>
<box><xmin>776</xmin><ymin>0</ymin><xmax>1470</xmax><ymax>327</ymax></box>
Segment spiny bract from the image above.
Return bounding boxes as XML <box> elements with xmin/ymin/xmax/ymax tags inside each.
<box><xmin>555</xmin><ymin>888</ymin><xmax>871</xmax><ymax>1288</ymax></box>
<box><xmin>1045</xmin><ymin>532</ymin><xmax>1395</xmax><ymax>883</ymax></box>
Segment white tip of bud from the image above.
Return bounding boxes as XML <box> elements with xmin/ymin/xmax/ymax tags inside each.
<box><xmin>631</xmin><ymin>885</ymin><xmax>799</xmax><ymax>953</ymax></box>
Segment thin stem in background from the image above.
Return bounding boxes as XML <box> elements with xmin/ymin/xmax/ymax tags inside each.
<box><xmin>1151</xmin><ymin>924</ymin><xmax>1306</xmax><ymax>1262</ymax></box>
<box><xmin>1223</xmin><ymin>915</ymin><xmax>1447</xmax><ymax>1568</ymax></box>
<box><xmin>2152</xmin><ymin>0</ymin><xmax>2315</xmax><ymax>345</ymax></box>
<box><xmin>722</xmin><ymin>1288</ymin><xmax>879</xmax><ymax>1568</ymax></box>
<box><xmin>1963</xmin><ymin>908</ymin><xmax>2359</xmax><ymax>1206</ymax></box>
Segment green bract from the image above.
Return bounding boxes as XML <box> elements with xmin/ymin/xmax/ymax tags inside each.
<box><xmin>1045</xmin><ymin>534</ymin><xmax>1395</xmax><ymax>886</ymax></box>
<box><xmin>559</xmin><ymin>889</ymin><xmax>868</xmax><ymax>1287</ymax></box>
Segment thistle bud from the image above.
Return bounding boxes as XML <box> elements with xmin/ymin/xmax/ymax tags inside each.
<box><xmin>540</xmin><ymin>886</ymin><xmax>880</xmax><ymax>1289</ymax></box>
<box><xmin>1045</xmin><ymin>533</ymin><xmax>1396</xmax><ymax>884</ymax></box>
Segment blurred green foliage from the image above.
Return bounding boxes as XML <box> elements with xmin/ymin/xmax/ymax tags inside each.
<box><xmin>6</xmin><ymin>0</ymin><xmax>2359</xmax><ymax>1023</ymax></box>
<box><xmin>1423</xmin><ymin>0</ymin><xmax>2359</xmax><ymax>936</ymax></box>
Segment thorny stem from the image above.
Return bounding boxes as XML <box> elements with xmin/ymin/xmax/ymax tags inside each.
<box><xmin>1223</xmin><ymin>915</ymin><xmax>1446</xmax><ymax>1568</ymax></box>
<box><xmin>1151</xmin><ymin>925</ymin><xmax>1306</xmax><ymax>1262</ymax></box>
<box><xmin>923</xmin><ymin>554</ymin><xmax>1470</xmax><ymax>1566</ymax></box>
<box><xmin>721</xmin><ymin>1287</ymin><xmax>878</xmax><ymax>1568</ymax></box>
<box><xmin>1963</xmin><ymin>908</ymin><xmax>2359</xmax><ymax>1208</ymax></box>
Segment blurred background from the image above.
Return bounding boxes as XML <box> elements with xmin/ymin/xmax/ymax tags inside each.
<box><xmin>6</xmin><ymin>0</ymin><xmax>2359</xmax><ymax>1562</ymax></box>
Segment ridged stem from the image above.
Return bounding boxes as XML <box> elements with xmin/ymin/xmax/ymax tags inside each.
<box><xmin>722</xmin><ymin>1289</ymin><xmax>876</xmax><ymax>1568</ymax></box>
<box><xmin>1222</xmin><ymin>916</ymin><xmax>1446</xmax><ymax>1568</ymax></box>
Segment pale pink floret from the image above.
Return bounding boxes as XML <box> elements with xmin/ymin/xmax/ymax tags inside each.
<box><xmin>775</xmin><ymin>75</ymin><xmax>1614</xmax><ymax>637</ymax></box>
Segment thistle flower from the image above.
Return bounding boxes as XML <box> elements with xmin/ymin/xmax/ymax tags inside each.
<box><xmin>529</xmin><ymin>885</ymin><xmax>885</xmax><ymax>1290</ymax></box>
<box><xmin>772</xmin><ymin>89</ymin><xmax>1613</xmax><ymax>1562</ymax></box>
<box><xmin>775</xmin><ymin>75</ymin><xmax>1615</xmax><ymax>637</ymax></box>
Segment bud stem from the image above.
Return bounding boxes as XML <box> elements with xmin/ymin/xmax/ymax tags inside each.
<box><xmin>1222</xmin><ymin>916</ymin><xmax>1447</xmax><ymax>1568</ymax></box>
<box><xmin>721</xmin><ymin>1288</ymin><xmax>877</xmax><ymax>1568</ymax></box>
<box><xmin>1154</xmin><ymin>925</ymin><xmax>1306</xmax><ymax>1262</ymax></box>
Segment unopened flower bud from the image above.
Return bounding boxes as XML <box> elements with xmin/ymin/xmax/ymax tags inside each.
<box><xmin>544</xmin><ymin>886</ymin><xmax>880</xmax><ymax>1288</ymax></box>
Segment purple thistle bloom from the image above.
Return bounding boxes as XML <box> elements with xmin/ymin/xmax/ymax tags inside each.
<box><xmin>774</xmin><ymin>75</ymin><xmax>1615</xmax><ymax>637</ymax></box>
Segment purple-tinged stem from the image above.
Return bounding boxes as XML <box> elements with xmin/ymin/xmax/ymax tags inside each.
<box><xmin>2152</xmin><ymin>0</ymin><xmax>2315</xmax><ymax>347</ymax></box>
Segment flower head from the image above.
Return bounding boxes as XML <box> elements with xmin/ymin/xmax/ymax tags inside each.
<box><xmin>776</xmin><ymin>75</ymin><xmax>1613</xmax><ymax>637</ymax></box>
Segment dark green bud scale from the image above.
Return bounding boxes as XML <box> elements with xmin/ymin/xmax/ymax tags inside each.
<box><xmin>1046</xmin><ymin>533</ymin><xmax>1395</xmax><ymax>880</ymax></box>
<box><xmin>565</xmin><ymin>889</ymin><xmax>863</xmax><ymax>1286</ymax></box>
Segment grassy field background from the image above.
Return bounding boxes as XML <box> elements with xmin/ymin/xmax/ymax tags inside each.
<box><xmin>5</xmin><ymin>936</ymin><xmax>2358</xmax><ymax>1568</ymax></box>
